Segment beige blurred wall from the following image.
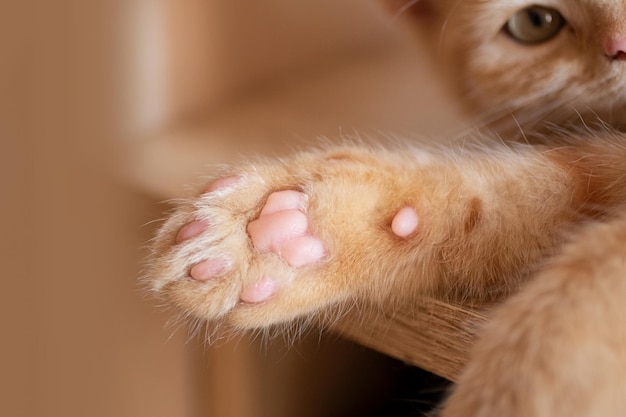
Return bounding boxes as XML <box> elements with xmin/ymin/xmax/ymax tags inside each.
<box><xmin>3</xmin><ymin>1</ymin><xmax>195</xmax><ymax>416</ymax></box>
<box><xmin>129</xmin><ymin>0</ymin><xmax>413</xmax><ymax>131</ymax></box>
<box><xmin>125</xmin><ymin>0</ymin><xmax>463</xmax><ymax>198</ymax></box>
<box><xmin>3</xmin><ymin>1</ymin><xmax>462</xmax><ymax>416</ymax></box>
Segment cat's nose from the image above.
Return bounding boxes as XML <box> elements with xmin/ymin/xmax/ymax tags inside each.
<box><xmin>604</xmin><ymin>37</ymin><xmax>626</xmax><ymax>61</ymax></box>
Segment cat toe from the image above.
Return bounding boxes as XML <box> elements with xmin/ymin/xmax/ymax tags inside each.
<box><xmin>175</xmin><ymin>220</ymin><xmax>209</xmax><ymax>243</ymax></box>
<box><xmin>240</xmin><ymin>277</ymin><xmax>278</xmax><ymax>303</ymax></box>
<box><xmin>189</xmin><ymin>258</ymin><xmax>230</xmax><ymax>281</ymax></box>
<box><xmin>203</xmin><ymin>175</ymin><xmax>241</xmax><ymax>193</ymax></box>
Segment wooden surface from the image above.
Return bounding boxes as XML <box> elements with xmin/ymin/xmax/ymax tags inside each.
<box><xmin>334</xmin><ymin>298</ymin><xmax>490</xmax><ymax>382</ymax></box>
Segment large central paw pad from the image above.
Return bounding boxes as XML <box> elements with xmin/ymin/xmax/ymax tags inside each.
<box><xmin>247</xmin><ymin>190</ymin><xmax>326</xmax><ymax>267</ymax></box>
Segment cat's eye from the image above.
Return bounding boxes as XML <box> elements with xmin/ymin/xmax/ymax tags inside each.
<box><xmin>505</xmin><ymin>6</ymin><xmax>566</xmax><ymax>44</ymax></box>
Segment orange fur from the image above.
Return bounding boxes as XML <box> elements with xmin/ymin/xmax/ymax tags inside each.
<box><xmin>147</xmin><ymin>0</ymin><xmax>626</xmax><ymax>415</ymax></box>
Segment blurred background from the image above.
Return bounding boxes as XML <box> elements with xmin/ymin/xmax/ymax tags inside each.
<box><xmin>3</xmin><ymin>0</ymin><xmax>462</xmax><ymax>416</ymax></box>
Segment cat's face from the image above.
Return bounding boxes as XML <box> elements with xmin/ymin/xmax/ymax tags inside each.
<box><xmin>418</xmin><ymin>0</ymin><xmax>626</xmax><ymax>133</ymax></box>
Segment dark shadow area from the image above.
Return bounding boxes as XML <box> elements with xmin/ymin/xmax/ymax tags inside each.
<box><xmin>254</xmin><ymin>333</ymin><xmax>453</xmax><ymax>417</ymax></box>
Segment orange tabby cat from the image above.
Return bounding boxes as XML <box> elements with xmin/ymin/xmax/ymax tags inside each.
<box><xmin>147</xmin><ymin>1</ymin><xmax>626</xmax><ymax>415</ymax></box>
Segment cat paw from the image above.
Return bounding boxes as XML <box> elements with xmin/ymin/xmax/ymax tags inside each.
<box><xmin>147</xmin><ymin>149</ymin><xmax>426</xmax><ymax>329</ymax></box>
<box><xmin>178</xmin><ymin>185</ymin><xmax>418</xmax><ymax>305</ymax></box>
<box><xmin>180</xmin><ymin>183</ymin><xmax>326</xmax><ymax>303</ymax></box>
<box><xmin>148</xmin><ymin>166</ymin><xmax>356</xmax><ymax>329</ymax></box>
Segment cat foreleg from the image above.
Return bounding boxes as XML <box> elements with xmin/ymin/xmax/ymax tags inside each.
<box><xmin>147</xmin><ymin>144</ymin><xmax>578</xmax><ymax>330</ymax></box>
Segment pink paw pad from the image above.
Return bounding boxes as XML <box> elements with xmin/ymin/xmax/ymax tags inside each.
<box><xmin>175</xmin><ymin>220</ymin><xmax>209</xmax><ymax>244</ymax></box>
<box><xmin>204</xmin><ymin>176</ymin><xmax>240</xmax><ymax>193</ymax></box>
<box><xmin>247</xmin><ymin>190</ymin><xmax>325</xmax><ymax>267</ymax></box>
<box><xmin>189</xmin><ymin>258</ymin><xmax>229</xmax><ymax>281</ymax></box>
<box><xmin>175</xmin><ymin>177</ymin><xmax>241</xmax><ymax>244</ymax></box>
<box><xmin>391</xmin><ymin>206</ymin><xmax>419</xmax><ymax>238</ymax></box>
<box><xmin>240</xmin><ymin>277</ymin><xmax>277</xmax><ymax>303</ymax></box>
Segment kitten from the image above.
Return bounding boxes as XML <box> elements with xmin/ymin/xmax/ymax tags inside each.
<box><xmin>147</xmin><ymin>0</ymin><xmax>626</xmax><ymax>415</ymax></box>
